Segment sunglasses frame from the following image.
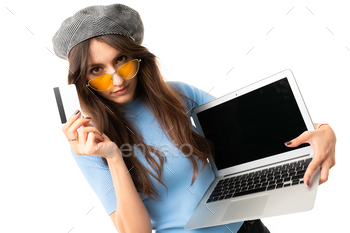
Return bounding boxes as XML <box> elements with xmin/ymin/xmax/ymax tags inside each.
<box><xmin>86</xmin><ymin>58</ymin><xmax>141</xmax><ymax>92</ymax></box>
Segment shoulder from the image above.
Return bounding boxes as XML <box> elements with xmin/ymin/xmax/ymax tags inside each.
<box><xmin>167</xmin><ymin>80</ymin><xmax>197</xmax><ymax>97</ymax></box>
<box><xmin>166</xmin><ymin>81</ymin><xmax>216</xmax><ymax>107</ymax></box>
<box><xmin>167</xmin><ymin>81</ymin><xmax>205</xmax><ymax>100</ymax></box>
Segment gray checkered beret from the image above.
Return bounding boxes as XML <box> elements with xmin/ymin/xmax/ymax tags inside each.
<box><xmin>52</xmin><ymin>3</ymin><xmax>144</xmax><ymax>60</ymax></box>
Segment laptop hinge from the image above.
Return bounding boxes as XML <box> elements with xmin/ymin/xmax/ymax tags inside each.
<box><xmin>223</xmin><ymin>154</ymin><xmax>311</xmax><ymax>177</ymax></box>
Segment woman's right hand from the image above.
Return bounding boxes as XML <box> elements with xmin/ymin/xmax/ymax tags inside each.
<box><xmin>62</xmin><ymin>110</ymin><xmax>119</xmax><ymax>158</ymax></box>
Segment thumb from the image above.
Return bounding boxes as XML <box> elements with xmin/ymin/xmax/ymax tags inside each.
<box><xmin>285</xmin><ymin>131</ymin><xmax>311</xmax><ymax>147</ymax></box>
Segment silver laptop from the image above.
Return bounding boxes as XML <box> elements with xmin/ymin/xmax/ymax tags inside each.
<box><xmin>184</xmin><ymin>69</ymin><xmax>320</xmax><ymax>230</ymax></box>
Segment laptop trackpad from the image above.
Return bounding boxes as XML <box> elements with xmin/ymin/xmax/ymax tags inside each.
<box><xmin>221</xmin><ymin>194</ymin><xmax>269</xmax><ymax>222</ymax></box>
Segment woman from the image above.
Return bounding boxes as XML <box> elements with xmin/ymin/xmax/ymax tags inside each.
<box><xmin>53</xmin><ymin>4</ymin><xmax>336</xmax><ymax>233</ymax></box>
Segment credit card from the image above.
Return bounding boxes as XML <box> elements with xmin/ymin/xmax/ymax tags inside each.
<box><xmin>53</xmin><ymin>84</ymin><xmax>83</xmax><ymax>124</ymax></box>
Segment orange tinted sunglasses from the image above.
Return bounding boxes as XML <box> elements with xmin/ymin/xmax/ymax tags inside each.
<box><xmin>87</xmin><ymin>59</ymin><xmax>141</xmax><ymax>91</ymax></box>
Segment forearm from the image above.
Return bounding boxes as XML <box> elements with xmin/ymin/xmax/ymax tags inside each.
<box><xmin>106</xmin><ymin>152</ymin><xmax>152</xmax><ymax>233</ymax></box>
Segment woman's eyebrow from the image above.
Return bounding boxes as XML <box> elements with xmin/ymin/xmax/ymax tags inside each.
<box><xmin>87</xmin><ymin>52</ymin><xmax>123</xmax><ymax>69</ymax></box>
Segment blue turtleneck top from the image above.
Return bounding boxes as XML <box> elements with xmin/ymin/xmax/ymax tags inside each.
<box><xmin>71</xmin><ymin>81</ymin><xmax>243</xmax><ymax>232</ymax></box>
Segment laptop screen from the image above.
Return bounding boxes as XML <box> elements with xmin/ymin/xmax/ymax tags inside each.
<box><xmin>196</xmin><ymin>78</ymin><xmax>308</xmax><ymax>171</ymax></box>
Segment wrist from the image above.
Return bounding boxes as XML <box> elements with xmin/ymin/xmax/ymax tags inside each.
<box><xmin>106</xmin><ymin>150</ymin><xmax>123</xmax><ymax>164</ymax></box>
<box><xmin>106</xmin><ymin>155</ymin><xmax>118</xmax><ymax>167</ymax></box>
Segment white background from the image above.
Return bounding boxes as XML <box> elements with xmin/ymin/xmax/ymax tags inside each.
<box><xmin>1</xmin><ymin>0</ymin><xmax>349</xmax><ymax>232</ymax></box>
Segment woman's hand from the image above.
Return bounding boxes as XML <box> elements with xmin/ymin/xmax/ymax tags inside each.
<box><xmin>62</xmin><ymin>110</ymin><xmax>119</xmax><ymax>158</ymax></box>
<box><xmin>285</xmin><ymin>123</ymin><xmax>336</xmax><ymax>187</ymax></box>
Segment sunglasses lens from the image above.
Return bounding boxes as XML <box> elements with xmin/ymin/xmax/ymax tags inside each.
<box><xmin>88</xmin><ymin>74</ymin><xmax>112</xmax><ymax>91</ymax></box>
<box><xmin>118</xmin><ymin>59</ymin><xmax>140</xmax><ymax>79</ymax></box>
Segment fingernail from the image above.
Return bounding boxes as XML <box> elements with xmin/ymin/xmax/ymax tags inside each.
<box><xmin>84</xmin><ymin>116</ymin><xmax>92</xmax><ymax>120</ymax></box>
<box><xmin>285</xmin><ymin>141</ymin><xmax>292</xmax><ymax>146</ymax></box>
<box><xmin>74</xmin><ymin>109</ymin><xmax>80</xmax><ymax>115</ymax></box>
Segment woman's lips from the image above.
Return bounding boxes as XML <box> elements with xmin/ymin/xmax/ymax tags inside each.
<box><xmin>113</xmin><ymin>85</ymin><xmax>129</xmax><ymax>95</ymax></box>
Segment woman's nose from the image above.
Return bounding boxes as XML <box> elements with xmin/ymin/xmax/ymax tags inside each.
<box><xmin>111</xmin><ymin>71</ymin><xmax>124</xmax><ymax>86</ymax></box>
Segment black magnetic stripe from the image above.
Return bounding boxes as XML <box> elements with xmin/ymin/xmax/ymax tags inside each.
<box><xmin>53</xmin><ymin>87</ymin><xmax>67</xmax><ymax>124</ymax></box>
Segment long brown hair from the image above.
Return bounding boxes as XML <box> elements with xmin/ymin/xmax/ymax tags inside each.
<box><xmin>68</xmin><ymin>34</ymin><xmax>213</xmax><ymax>200</ymax></box>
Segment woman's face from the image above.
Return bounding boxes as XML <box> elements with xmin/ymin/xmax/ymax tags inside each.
<box><xmin>86</xmin><ymin>39</ymin><xmax>138</xmax><ymax>105</ymax></box>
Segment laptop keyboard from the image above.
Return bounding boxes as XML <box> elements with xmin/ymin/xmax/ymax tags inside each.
<box><xmin>206</xmin><ymin>158</ymin><xmax>312</xmax><ymax>203</ymax></box>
